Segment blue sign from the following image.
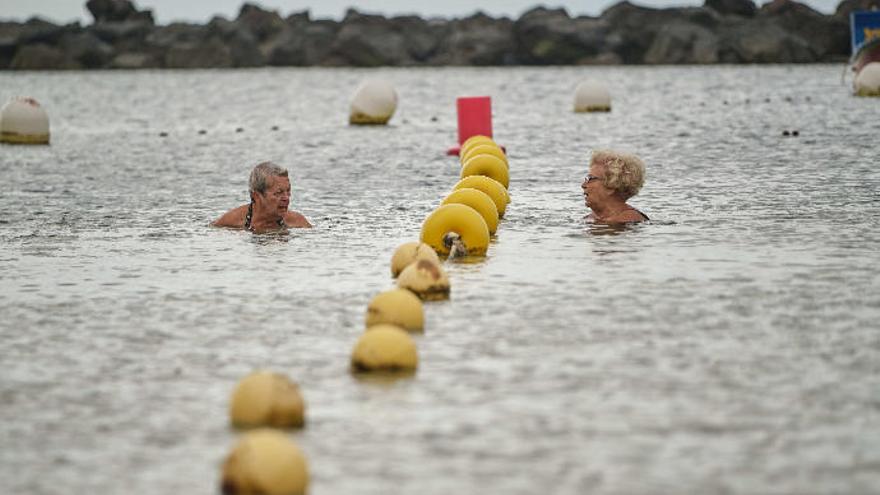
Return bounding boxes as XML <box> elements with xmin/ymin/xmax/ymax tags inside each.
<box><xmin>851</xmin><ymin>11</ymin><xmax>880</xmax><ymax>55</ymax></box>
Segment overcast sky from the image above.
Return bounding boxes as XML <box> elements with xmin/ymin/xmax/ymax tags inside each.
<box><xmin>0</xmin><ymin>0</ymin><xmax>842</xmax><ymax>24</ymax></box>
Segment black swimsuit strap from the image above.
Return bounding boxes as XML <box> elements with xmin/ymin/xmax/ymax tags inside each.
<box><xmin>244</xmin><ymin>203</ymin><xmax>254</xmax><ymax>230</ymax></box>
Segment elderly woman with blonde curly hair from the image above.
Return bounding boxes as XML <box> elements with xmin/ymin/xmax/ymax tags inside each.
<box><xmin>581</xmin><ymin>149</ymin><xmax>649</xmax><ymax>224</ymax></box>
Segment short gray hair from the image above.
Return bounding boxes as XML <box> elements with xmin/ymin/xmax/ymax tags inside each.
<box><xmin>249</xmin><ymin>161</ymin><xmax>288</xmax><ymax>196</ymax></box>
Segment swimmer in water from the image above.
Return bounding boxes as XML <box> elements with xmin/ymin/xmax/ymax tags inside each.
<box><xmin>213</xmin><ymin>161</ymin><xmax>312</xmax><ymax>233</ymax></box>
<box><xmin>582</xmin><ymin>149</ymin><xmax>649</xmax><ymax>224</ymax></box>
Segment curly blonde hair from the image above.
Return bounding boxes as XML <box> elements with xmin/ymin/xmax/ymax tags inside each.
<box><xmin>591</xmin><ymin>150</ymin><xmax>645</xmax><ymax>200</ymax></box>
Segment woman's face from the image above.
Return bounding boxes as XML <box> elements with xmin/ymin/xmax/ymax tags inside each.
<box><xmin>255</xmin><ymin>175</ymin><xmax>291</xmax><ymax>216</ymax></box>
<box><xmin>582</xmin><ymin>160</ymin><xmax>608</xmax><ymax>209</ymax></box>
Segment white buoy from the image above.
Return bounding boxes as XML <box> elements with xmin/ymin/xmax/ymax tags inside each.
<box><xmin>855</xmin><ymin>62</ymin><xmax>880</xmax><ymax>97</ymax></box>
<box><xmin>0</xmin><ymin>97</ymin><xmax>50</xmax><ymax>144</ymax></box>
<box><xmin>349</xmin><ymin>79</ymin><xmax>397</xmax><ymax>125</ymax></box>
<box><xmin>573</xmin><ymin>81</ymin><xmax>611</xmax><ymax>113</ymax></box>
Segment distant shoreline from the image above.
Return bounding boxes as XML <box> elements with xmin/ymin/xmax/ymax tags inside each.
<box><xmin>0</xmin><ymin>0</ymin><xmax>868</xmax><ymax>70</ymax></box>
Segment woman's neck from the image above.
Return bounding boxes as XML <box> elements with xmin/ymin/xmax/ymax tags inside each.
<box><xmin>591</xmin><ymin>197</ymin><xmax>631</xmax><ymax>221</ymax></box>
<box><xmin>249</xmin><ymin>203</ymin><xmax>283</xmax><ymax>231</ymax></box>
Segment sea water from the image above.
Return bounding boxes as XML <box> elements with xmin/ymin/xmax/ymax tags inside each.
<box><xmin>1</xmin><ymin>66</ymin><xmax>879</xmax><ymax>494</ymax></box>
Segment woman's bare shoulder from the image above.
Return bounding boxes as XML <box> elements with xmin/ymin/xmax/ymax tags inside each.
<box><xmin>284</xmin><ymin>211</ymin><xmax>313</xmax><ymax>228</ymax></box>
<box><xmin>615</xmin><ymin>208</ymin><xmax>648</xmax><ymax>223</ymax></box>
<box><xmin>213</xmin><ymin>205</ymin><xmax>248</xmax><ymax>228</ymax></box>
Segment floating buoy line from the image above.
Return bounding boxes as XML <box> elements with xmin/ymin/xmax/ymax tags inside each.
<box><xmin>353</xmin><ymin>132</ymin><xmax>511</xmax><ymax>374</ymax></box>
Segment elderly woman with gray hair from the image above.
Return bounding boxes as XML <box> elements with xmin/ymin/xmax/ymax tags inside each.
<box><xmin>581</xmin><ymin>149</ymin><xmax>649</xmax><ymax>224</ymax></box>
<box><xmin>213</xmin><ymin>161</ymin><xmax>312</xmax><ymax>232</ymax></box>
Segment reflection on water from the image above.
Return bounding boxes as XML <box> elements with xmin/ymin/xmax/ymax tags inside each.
<box><xmin>584</xmin><ymin>222</ymin><xmax>638</xmax><ymax>237</ymax></box>
<box><xmin>350</xmin><ymin>371</ymin><xmax>418</xmax><ymax>386</ymax></box>
<box><xmin>446</xmin><ymin>254</ymin><xmax>488</xmax><ymax>266</ymax></box>
<box><xmin>1</xmin><ymin>66</ymin><xmax>879</xmax><ymax>495</ymax></box>
<box><xmin>248</xmin><ymin>229</ymin><xmax>293</xmax><ymax>245</ymax></box>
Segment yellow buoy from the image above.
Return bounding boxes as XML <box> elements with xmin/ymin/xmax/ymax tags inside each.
<box><xmin>390</xmin><ymin>241</ymin><xmax>441</xmax><ymax>278</ymax></box>
<box><xmin>460</xmin><ymin>134</ymin><xmax>495</xmax><ymax>157</ymax></box>
<box><xmin>574</xmin><ymin>81</ymin><xmax>611</xmax><ymax>112</ymax></box>
<box><xmin>461</xmin><ymin>143</ymin><xmax>507</xmax><ymax>167</ymax></box>
<box><xmin>452</xmin><ymin>175</ymin><xmax>510</xmax><ymax>218</ymax></box>
<box><xmin>397</xmin><ymin>258</ymin><xmax>451</xmax><ymax>301</ymax></box>
<box><xmin>441</xmin><ymin>188</ymin><xmax>499</xmax><ymax>235</ymax></box>
<box><xmin>351</xmin><ymin>324</ymin><xmax>418</xmax><ymax>372</ymax></box>
<box><xmin>0</xmin><ymin>97</ymin><xmax>50</xmax><ymax>144</ymax></box>
<box><xmin>229</xmin><ymin>371</ymin><xmax>306</xmax><ymax>429</ymax></box>
<box><xmin>221</xmin><ymin>429</ymin><xmax>309</xmax><ymax>495</ymax></box>
<box><xmin>365</xmin><ymin>288</ymin><xmax>424</xmax><ymax>331</ymax></box>
<box><xmin>349</xmin><ymin>79</ymin><xmax>398</xmax><ymax>125</ymax></box>
<box><xmin>461</xmin><ymin>154</ymin><xmax>510</xmax><ymax>189</ymax></box>
<box><xmin>420</xmin><ymin>204</ymin><xmax>489</xmax><ymax>257</ymax></box>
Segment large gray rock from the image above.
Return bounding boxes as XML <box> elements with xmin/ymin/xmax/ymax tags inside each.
<box><xmin>207</xmin><ymin>16</ymin><xmax>264</xmax><ymax>67</ymax></box>
<box><xmin>513</xmin><ymin>7</ymin><xmax>609</xmax><ymax>64</ymax></box>
<box><xmin>299</xmin><ymin>21</ymin><xmax>339</xmax><ymax>65</ymax></box>
<box><xmin>644</xmin><ymin>21</ymin><xmax>720</xmax><ymax>63</ymax></box>
<box><xmin>391</xmin><ymin>15</ymin><xmax>447</xmax><ymax>62</ymax></box>
<box><xmin>286</xmin><ymin>10</ymin><xmax>311</xmax><ymax>28</ymax></box>
<box><xmin>275</xmin><ymin>10</ymin><xmax>443</xmax><ymax>66</ymax></box>
<box><xmin>146</xmin><ymin>23</ymin><xmax>206</xmax><ymax>49</ymax></box>
<box><xmin>0</xmin><ymin>22</ymin><xmax>24</xmax><ymax>41</ymax></box>
<box><xmin>718</xmin><ymin>19</ymin><xmax>816</xmax><ymax>62</ymax></box>
<box><xmin>10</xmin><ymin>43</ymin><xmax>70</xmax><ymax>69</ymax></box>
<box><xmin>759</xmin><ymin>0</ymin><xmax>849</xmax><ymax>60</ymax></box>
<box><xmin>265</xmin><ymin>16</ymin><xmax>339</xmax><ymax>66</ymax></box>
<box><xmin>61</xmin><ymin>31</ymin><xmax>114</xmax><ymax>68</ymax></box>
<box><xmin>432</xmin><ymin>12</ymin><xmax>515</xmax><ymax>65</ymax></box>
<box><xmin>600</xmin><ymin>3</ymin><xmax>662</xmax><ymax>63</ymax></box>
<box><xmin>324</xmin><ymin>10</ymin><xmax>411</xmax><ymax>66</ymax></box>
<box><xmin>207</xmin><ymin>15</ymin><xmax>241</xmax><ymax>39</ymax></box>
<box><xmin>165</xmin><ymin>38</ymin><xmax>233</xmax><ymax>68</ymax></box>
<box><xmin>0</xmin><ymin>22</ymin><xmax>24</xmax><ymax>68</ymax></box>
<box><xmin>86</xmin><ymin>0</ymin><xmax>153</xmax><ymax>24</ymax></box>
<box><xmin>90</xmin><ymin>19</ymin><xmax>152</xmax><ymax>43</ymax></box>
<box><xmin>325</xmin><ymin>9</ymin><xmax>413</xmax><ymax>67</ymax></box>
<box><xmin>705</xmin><ymin>0</ymin><xmax>757</xmax><ymax>17</ymax></box>
<box><xmin>147</xmin><ymin>21</ymin><xmax>244</xmax><ymax>67</ymax></box>
<box><xmin>236</xmin><ymin>3</ymin><xmax>286</xmax><ymax>42</ymax></box>
<box><xmin>266</xmin><ymin>28</ymin><xmax>306</xmax><ymax>66</ymax></box>
<box><xmin>17</xmin><ymin>18</ymin><xmax>74</xmax><ymax>45</ymax></box>
<box><xmin>601</xmin><ymin>2</ymin><xmax>722</xmax><ymax>62</ymax></box>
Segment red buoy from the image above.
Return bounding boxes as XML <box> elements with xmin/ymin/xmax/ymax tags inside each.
<box><xmin>447</xmin><ymin>96</ymin><xmax>493</xmax><ymax>156</ymax></box>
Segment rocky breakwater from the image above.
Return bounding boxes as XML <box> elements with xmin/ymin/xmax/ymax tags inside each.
<box><xmin>1</xmin><ymin>0</ymin><xmax>878</xmax><ymax>69</ymax></box>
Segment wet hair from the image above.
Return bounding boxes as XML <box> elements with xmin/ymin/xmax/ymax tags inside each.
<box><xmin>591</xmin><ymin>150</ymin><xmax>645</xmax><ymax>200</ymax></box>
<box><xmin>248</xmin><ymin>161</ymin><xmax>288</xmax><ymax>198</ymax></box>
